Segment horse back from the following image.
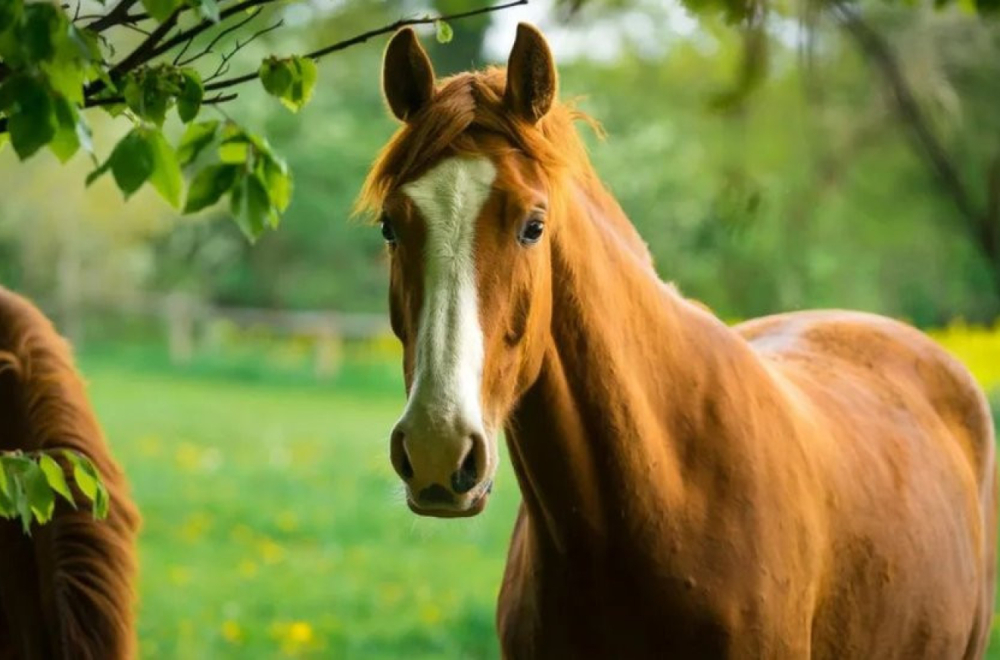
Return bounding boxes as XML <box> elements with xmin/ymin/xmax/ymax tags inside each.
<box><xmin>739</xmin><ymin>309</ymin><xmax>995</xmax><ymax>492</ymax></box>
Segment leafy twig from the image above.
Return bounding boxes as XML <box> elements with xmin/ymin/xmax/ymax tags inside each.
<box><xmin>1</xmin><ymin>0</ymin><xmax>527</xmax><ymax>134</ymax></box>
<box><xmin>177</xmin><ymin>7</ymin><xmax>264</xmax><ymax>67</ymax></box>
<box><xmin>206</xmin><ymin>0</ymin><xmax>528</xmax><ymax>92</ymax></box>
<box><xmin>204</xmin><ymin>19</ymin><xmax>283</xmax><ymax>83</ymax></box>
<box><xmin>109</xmin><ymin>7</ymin><xmax>183</xmax><ymax>77</ymax></box>
<box><xmin>147</xmin><ymin>0</ymin><xmax>282</xmax><ymax>64</ymax></box>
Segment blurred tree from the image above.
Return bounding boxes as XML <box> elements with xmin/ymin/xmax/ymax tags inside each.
<box><xmin>566</xmin><ymin>0</ymin><xmax>1000</xmax><ymax>304</ymax></box>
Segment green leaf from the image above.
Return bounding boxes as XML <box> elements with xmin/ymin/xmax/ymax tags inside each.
<box><xmin>76</xmin><ymin>114</ymin><xmax>94</xmax><ymax>160</ymax></box>
<box><xmin>147</xmin><ymin>128</ymin><xmax>183</xmax><ymax>208</ymax></box>
<box><xmin>123</xmin><ymin>67</ymin><xmax>178</xmax><ymax>127</ymax></box>
<box><xmin>285</xmin><ymin>57</ymin><xmax>317</xmax><ymax>113</ymax></box>
<box><xmin>184</xmin><ymin>163</ymin><xmax>239</xmax><ymax>213</ymax></box>
<box><xmin>0</xmin><ymin>133</ymin><xmax>8</xmax><ymax>153</ymax></box>
<box><xmin>8</xmin><ymin>102</ymin><xmax>55</xmax><ymax>159</ymax></box>
<box><xmin>12</xmin><ymin>471</ymin><xmax>33</xmax><ymax>534</ymax></box>
<box><xmin>109</xmin><ymin>128</ymin><xmax>156</xmax><ymax>197</ymax></box>
<box><xmin>0</xmin><ymin>482</ymin><xmax>15</xmax><ymax>518</ymax></box>
<box><xmin>261</xmin><ymin>155</ymin><xmax>292</xmax><ymax>215</ymax></box>
<box><xmin>21</xmin><ymin>461</ymin><xmax>54</xmax><ymax>525</ymax></box>
<box><xmin>177</xmin><ymin>69</ymin><xmax>203</xmax><ymax>122</ymax></box>
<box><xmin>0</xmin><ymin>460</ymin><xmax>10</xmax><ymax>497</ymax></box>
<box><xmin>93</xmin><ymin>483</ymin><xmax>110</xmax><ymax>519</ymax></box>
<box><xmin>67</xmin><ymin>24</ymin><xmax>102</xmax><ymax>62</ymax></box>
<box><xmin>177</xmin><ymin>119</ymin><xmax>218</xmax><ymax>166</ymax></box>
<box><xmin>2</xmin><ymin>74</ymin><xmax>56</xmax><ymax>160</ymax></box>
<box><xmin>21</xmin><ymin>2</ymin><xmax>65</xmax><ymax>63</ymax></box>
<box><xmin>0</xmin><ymin>0</ymin><xmax>22</xmax><ymax>35</ymax></box>
<box><xmin>193</xmin><ymin>0</ymin><xmax>220</xmax><ymax>22</ymax></box>
<box><xmin>43</xmin><ymin>58</ymin><xmax>87</xmax><ymax>105</ymax></box>
<box><xmin>39</xmin><ymin>454</ymin><xmax>75</xmax><ymax>506</ymax></box>
<box><xmin>64</xmin><ymin>451</ymin><xmax>98</xmax><ymax>503</ymax></box>
<box><xmin>86</xmin><ymin>157</ymin><xmax>113</xmax><ymax>186</ymax></box>
<box><xmin>230</xmin><ymin>173</ymin><xmax>272</xmax><ymax>241</ymax></box>
<box><xmin>63</xmin><ymin>451</ymin><xmax>108</xmax><ymax>518</ymax></box>
<box><xmin>0</xmin><ymin>456</ymin><xmax>15</xmax><ymax>518</ymax></box>
<box><xmin>259</xmin><ymin>56</ymin><xmax>317</xmax><ymax>113</ymax></box>
<box><xmin>259</xmin><ymin>57</ymin><xmax>293</xmax><ymax>98</ymax></box>
<box><xmin>49</xmin><ymin>94</ymin><xmax>80</xmax><ymax>163</ymax></box>
<box><xmin>435</xmin><ymin>20</ymin><xmax>454</xmax><ymax>44</ymax></box>
<box><xmin>123</xmin><ymin>76</ymin><xmax>143</xmax><ymax>116</ymax></box>
<box><xmin>218</xmin><ymin>140</ymin><xmax>248</xmax><ymax>164</ymax></box>
<box><xmin>141</xmin><ymin>0</ymin><xmax>182</xmax><ymax>23</ymax></box>
<box><xmin>220</xmin><ymin>121</ymin><xmax>251</xmax><ymax>147</ymax></box>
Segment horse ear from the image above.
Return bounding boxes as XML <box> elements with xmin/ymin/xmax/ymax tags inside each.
<box><xmin>504</xmin><ymin>23</ymin><xmax>557</xmax><ymax>124</ymax></box>
<box><xmin>382</xmin><ymin>27</ymin><xmax>436</xmax><ymax>122</ymax></box>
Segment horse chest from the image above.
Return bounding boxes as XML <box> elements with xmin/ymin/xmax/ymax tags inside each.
<box><xmin>496</xmin><ymin>520</ymin><xmax>764</xmax><ymax>660</ymax></box>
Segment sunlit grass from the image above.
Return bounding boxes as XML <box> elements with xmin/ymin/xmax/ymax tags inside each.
<box><xmin>83</xmin><ymin>357</ymin><xmax>516</xmax><ymax>659</ymax></box>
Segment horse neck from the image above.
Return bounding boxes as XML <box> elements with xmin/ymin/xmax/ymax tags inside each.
<box><xmin>505</xmin><ymin>171</ymin><xmax>758</xmax><ymax>556</ymax></box>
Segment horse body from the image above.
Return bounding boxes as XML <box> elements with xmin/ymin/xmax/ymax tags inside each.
<box><xmin>365</xmin><ymin>24</ymin><xmax>996</xmax><ymax>658</ymax></box>
<box><xmin>0</xmin><ymin>287</ymin><xmax>139</xmax><ymax>659</ymax></box>
<box><xmin>497</xmin><ymin>210</ymin><xmax>996</xmax><ymax>656</ymax></box>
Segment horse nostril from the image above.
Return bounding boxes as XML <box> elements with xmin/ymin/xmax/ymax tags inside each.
<box><xmin>451</xmin><ymin>435</ymin><xmax>484</xmax><ymax>494</ymax></box>
<box><xmin>390</xmin><ymin>428</ymin><xmax>413</xmax><ymax>480</ymax></box>
<box><xmin>401</xmin><ymin>450</ymin><xmax>414</xmax><ymax>480</ymax></box>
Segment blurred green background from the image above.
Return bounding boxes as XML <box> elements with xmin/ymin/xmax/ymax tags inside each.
<box><xmin>3</xmin><ymin>0</ymin><xmax>1000</xmax><ymax>657</ymax></box>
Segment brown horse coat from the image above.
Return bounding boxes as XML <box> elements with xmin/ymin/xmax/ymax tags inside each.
<box><xmin>0</xmin><ymin>287</ymin><xmax>139</xmax><ymax>659</ymax></box>
<box><xmin>364</xmin><ymin>25</ymin><xmax>997</xmax><ymax>659</ymax></box>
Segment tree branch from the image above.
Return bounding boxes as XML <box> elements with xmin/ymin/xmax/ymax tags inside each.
<box><xmin>176</xmin><ymin>7</ymin><xmax>264</xmax><ymax>67</ymax></box>
<box><xmin>205</xmin><ymin>0</ymin><xmax>529</xmax><ymax>92</ymax></box>
<box><xmin>110</xmin><ymin>9</ymin><xmax>183</xmax><ymax>75</ymax></box>
<box><xmin>84</xmin><ymin>92</ymin><xmax>238</xmax><ymax>107</ymax></box>
<box><xmin>84</xmin><ymin>0</ymin><xmax>140</xmax><ymax>34</ymax></box>
<box><xmin>77</xmin><ymin>0</ymin><xmax>526</xmax><ymax>107</ymax></box>
<box><xmin>834</xmin><ymin>2</ymin><xmax>1000</xmax><ymax>293</ymax></box>
<box><xmin>1</xmin><ymin>0</ymin><xmax>527</xmax><ymax>135</ymax></box>
<box><xmin>833</xmin><ymin>4</ymin><xmax>982</xmax><ymax>236</ymax></box>
<box><xmin>147</xmin><ymin>0</ymin><xmax>282</xmax><ymax>64</ymax></box>
<box><xmin>204</xmin><ymin>19</ymin><xmax>283</xmax><ymax>82</ymax></box>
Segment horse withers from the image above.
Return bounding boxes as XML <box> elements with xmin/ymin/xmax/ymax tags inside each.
<box><xmin>360</xmin><ymin>24</ymin><xmax>997</xmax><ymax>659</ymax></box>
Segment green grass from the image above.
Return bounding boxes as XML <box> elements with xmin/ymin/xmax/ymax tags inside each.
<box><xmin>79</xmin><ymin>355</ymin><xmax>1000</xmax><ymax>658</ymax></box>
<box><xmin>82</xmin><ymin>356</ymin><xmax>519</xmax><ymax>659</ymax></box>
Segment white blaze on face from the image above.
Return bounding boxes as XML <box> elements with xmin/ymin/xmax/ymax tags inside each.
<box><xmin>400</xmin><ymin>157</ymin><xmax>496</xmax><ymax>435</ymax></box>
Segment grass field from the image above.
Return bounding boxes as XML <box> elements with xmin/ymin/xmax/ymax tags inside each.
<box><xmin>82</xmin><ymin>355</ymin><xmax>520</xmax><ymax>659</ymax></box>
<box><xmin>78</xmin><ymin>348</ymin><xmax>1000</xmax><ymax>659</ymax></box>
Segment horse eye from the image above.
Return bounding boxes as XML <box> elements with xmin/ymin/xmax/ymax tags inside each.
<box><xmin>380</xmin><ymin>216</ymin><xmax>397</xmax><ymax>245</ymax></box>
<box><xmin>518</xmin><ymin>215</ymin><xmax>545</xmax><ymax>246</ymax></box>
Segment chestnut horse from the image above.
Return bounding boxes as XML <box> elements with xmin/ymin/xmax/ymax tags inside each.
<box><xmin>360</xmin><ymin>24</ymin><xmax>998</xmax><ymax>659</ymax></box>
<box><xmin>0</xmin><ymin>287</ymin><xmax>139</xmax><ymax>659</ymax></box>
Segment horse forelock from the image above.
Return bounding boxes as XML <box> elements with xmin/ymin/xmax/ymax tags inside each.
<box><xmin>356</xmin><ymin>67</ymin><xmax>600</xmax><ymax>221</ymax></box>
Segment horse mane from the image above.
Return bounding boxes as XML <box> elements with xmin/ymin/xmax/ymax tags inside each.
<box><xmin>0</xmin><ymin>287</ymin><xmax>139</xmax><ymax>659</ymax></box>
<box><xmin>356</xmin><ymin>67</ymin><xmax>604</xmax><ymax>218</ymax></box>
